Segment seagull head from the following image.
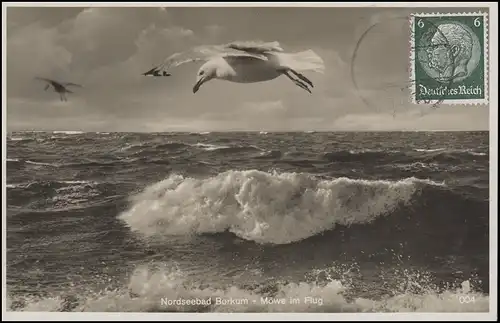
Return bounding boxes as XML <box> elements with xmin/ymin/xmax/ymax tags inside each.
<box><xmin>193</xmin><ymin>62</ymin><xmax>217</xmax><ymax>93</ymax></box>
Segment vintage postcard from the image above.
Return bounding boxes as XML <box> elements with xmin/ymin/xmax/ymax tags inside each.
<box><xmin>2</xmin><ymin>2</ymin><xmax>497</xmax><ymax>321</ymax></box>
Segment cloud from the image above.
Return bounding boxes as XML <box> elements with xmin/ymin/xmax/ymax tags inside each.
<box><xmin>61</xmin><ymin>8</ymin><xmax>153</xmax><ymax>71</ymax></box>
<box><xmin>132</xmin><ymin>24</ymin><xmax>195</xmax><ymax>65</ymax></box>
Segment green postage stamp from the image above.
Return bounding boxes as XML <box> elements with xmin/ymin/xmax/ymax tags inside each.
<box><xmin>410</xmin><ymin>12</ymin><xmax>489</xmax><ymax>105</ymax></box>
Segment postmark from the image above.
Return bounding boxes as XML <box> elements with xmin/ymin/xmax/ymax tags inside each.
<box><xmin>350</xmin><ymin>15</ymin><xmax>450</xmax><ymax>116</ymax></box>
<box><xmin>410</xmin><ymin>12</ymin><xmax>489</xmax><ymax>105</ymax></box>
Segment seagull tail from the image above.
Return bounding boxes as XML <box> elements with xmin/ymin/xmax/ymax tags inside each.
<box><xmin>276</xmin><ymin>49</ymin><xmax>326</xmax><ymax>74</ymax></box>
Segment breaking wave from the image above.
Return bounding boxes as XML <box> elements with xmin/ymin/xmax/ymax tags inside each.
<box><xmin>118</xmin><ymin>170</ymin><xmax>443</xmax><ymax>244</ymax></box>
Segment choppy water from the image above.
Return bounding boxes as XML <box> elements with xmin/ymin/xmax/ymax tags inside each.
<box><xmin>6</xmin><ymin>131</ymin><xmax>490</xmax><ymax>312</ymax></box>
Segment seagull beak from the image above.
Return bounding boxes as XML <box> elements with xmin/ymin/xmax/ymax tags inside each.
<box><xmin>193</xmin><ymin>76</ymin><xmax>207</xmax><ymax>94</ymax></box>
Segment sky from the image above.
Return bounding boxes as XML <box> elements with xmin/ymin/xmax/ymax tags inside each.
<box><xmin>5</xmin><ymin>5</ymin><xmax>491</xmax><ymax>132</ymax></box>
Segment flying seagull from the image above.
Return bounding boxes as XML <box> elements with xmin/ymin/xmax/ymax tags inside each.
<box><xmin>155</xmin><ymin>40</ymin><xmax>325</xmax><ymax>94</ymax></box>
<box><xmin>35</xmin><ymin>77</ymin><xmax>82</xmax><ymax>102</ymax></box>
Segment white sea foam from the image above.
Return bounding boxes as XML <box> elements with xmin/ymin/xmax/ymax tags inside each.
<box><xmin>192</xmin><ymin>143</ymin><xmax>231</xmax><ymax>151</ymax></box>
<box><xmin>25</xmin><ymin>160</ymin><xmax>57</xmax><ymax>167</ymax></box>
<box><xmin>414</xmin><ymin>148</ymin><xmax>446</xmax><ymax>152</ymax></box>
<box><xmin>52</xmin><ymin>131</ymin><xmax>84</xmax><ymax>135</ymax></box>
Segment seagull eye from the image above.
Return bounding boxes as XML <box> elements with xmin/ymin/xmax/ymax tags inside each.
<box><xmin>199</xmin><ymin>71</ymin><xmax>204</xmax><ymax>76</ymax></box>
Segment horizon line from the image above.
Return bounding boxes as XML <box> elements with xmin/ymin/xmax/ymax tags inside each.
<box><xmin>5</xmin><ymin>129</ymin><xmax>490</xmax><ymax>133</ymax></box>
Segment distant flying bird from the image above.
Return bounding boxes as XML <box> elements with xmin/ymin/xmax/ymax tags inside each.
<box><xmin>35</xmin><ymin>77</ymin><xmax>82</xmax><ymax>102</ymax></box>
<box><xmin>142</xmin><ymin>66</ymin><xmax>171</xmax><ymax>77</ymax></box>
<box><xmin>155</xmin><ymin>40</ymin><xmax>325</xmax><ymax>94</ymax></box>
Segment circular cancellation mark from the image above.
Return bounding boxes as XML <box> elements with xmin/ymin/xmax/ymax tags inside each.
<box><xmin>350</xmin><ymin>14</ymin><xmax>457</xmax><ymax>116</ymax></box>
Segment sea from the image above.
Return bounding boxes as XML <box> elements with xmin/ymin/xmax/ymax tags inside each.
<box><xmin>5</xmin><ymin>130</ymin><xmax>490</xmax><ymax>313</ymax></box>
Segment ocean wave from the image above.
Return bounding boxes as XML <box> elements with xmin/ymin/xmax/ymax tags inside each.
<box><xmin>254</xmin><ymin>150</ymin><xmax>283</xmax><ymax>159</ymax></box>
<box><xmin>189</xmin><ymin>132</ymin><xmax>212</xmax><ymax>135</ymax></box>
<box><xmin>414</xmin><ymin>148</ymin><xmax>446</xmax><ymax>153</ymax></box>
<box><xmin>153</xmin><ymin>142</ymin><xmax>189</xmax><ymax>150</ymax></box>
<box><xmin>122</xmin><ymin>142</ymin><xmax>190</xmax><ymax>153</ymax></box>
<box><xmin>25</xmin><ymin>160</ymin><xmax>59</xmax><ymax>167</ymax></box>
<box><xmin>192</xmin><ymin>143</ymin><xmax>231</xmax><ymax>151</ymax></box>
<box><xmin>6</xmin><ymin>179</ymin><xmax>96</xmax><ymax>191</ymax></box>
<box><xmin>419</xmin><ymin>148</ymin><xmax>488</xmax><ymax>157</ymax></box>
<box><xmin>388</xmin><ymin>162</ymin><xmax>472</xmax><ymax>174</ymax></box>
<box><xmin>7</xmin><ymin>180</ymin><xmax>105</xmax><ymax>211</ymax></box>
<box><xmin>52</xmin><ymin>131</ymin><xmax>84</xmax><ymax>135</ymax></box>
<box><xmin>6</xmin><ymin>159</ymin><xmax>61</xmax><ymax>168</ymax></box>
<box><xmin>193</xmin><ymin>143</ymin><xmax>262</xmax><ymax>153</ymax></box>
<box><xmin>322</xmin><ymin>150</ymin><xmax>400</xmax><ymax>163</ymax></box>
<box><xmin>8</xmin><ymin>137</ymin><xmax>28</xmax><ymax>141</ymax></box>
<box><xmin>322</xmin><ymin>148</ymin><xmax>488</xmax><ymax>164</ymax></box>
<box><xmin>120</xmin><ymin>141</ymin><xmax>265</xmax><ymax>157</ymax></box>
<box><xmin>414</xmin><ymin>148</ymin><xmax>487</xmax><ymax>157</ymax></box>
<box><xmin>420</xmin><ymin>151</ymin><xmax>488</xmax><ymax>164</ymax></box>
<box><xmin>59</xmin><ymin>161</ymin><xmax>121</xmax><ymax>168</ymax></box>
<box><xmin>6</xmin><ymin>264</ymin><xmax>489</xmax><ymax>313</ymax></box>
<box><xmin>388</xmin><ymin>162</ymin><xmax>442</xmax><ymax>172</ymax></box>
<box><xmin>118</xmin><ymin>170</ymin><xmax>443</xmax><ymax>244</ymax></box>
<box><xmin>17</xmin><ymin>130</ymin><xmax>46</xmax><ymax>133</ymax></box>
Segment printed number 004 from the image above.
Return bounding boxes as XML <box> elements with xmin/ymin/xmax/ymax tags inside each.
<box><xmin>458</xmin><ymin>296</ymin><xmax>476</xmax><ymax>304</ymax></box>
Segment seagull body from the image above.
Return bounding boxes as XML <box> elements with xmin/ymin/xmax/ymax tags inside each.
<box><xmin>35</xmin><ymin>77</ymin><xmax>82</xmax><ymax>102</ymax></box>
<box><xmin>206</xmin><ymin>56</ymin><xmax>282</xmax><ymax>83</ymax></box>
<box><xmin>156</xmin><ymin>41</ymin><xmax>325</xmax><ymax>94</ymax></box>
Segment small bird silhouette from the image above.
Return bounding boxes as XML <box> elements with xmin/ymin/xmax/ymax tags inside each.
<box><xmin>35</xmin><ymin>77</ymin><xmax>83</xmax><ymax>102</ymax></box>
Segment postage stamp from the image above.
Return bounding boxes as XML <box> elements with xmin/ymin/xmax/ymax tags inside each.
<box><xmin>410</xmin><ymin>12</ymin><xmax>489</xmax><ymax>105</ymax></box>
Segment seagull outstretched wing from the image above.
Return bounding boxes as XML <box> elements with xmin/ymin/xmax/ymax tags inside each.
<box><xmin>64</xmin><ymin>82</ymin><xmax>83</xmax><ymax>87</ymax></box>
<box><xmin>142</xmin><ymin>66</ymin><xmax>160</xmax><ymax>76</ymax></box>
<box><xmin>35</xmin><ymin>77</ymin><xmax>82</xmax><ymax>88</ymax></box>
<box><xmin>34</xmin><ymin>77</ymin><xmax>57</xmax><ymax>84</ymax></box>
<box><xmin>155</xmin><ymin>40</ymin><xmax>283</xmax><ymax>74</ymax></box>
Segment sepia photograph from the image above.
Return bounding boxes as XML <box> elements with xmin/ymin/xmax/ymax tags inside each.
<box><xmin>3</xmin><ymin>2</ymin><xmax>497</xmax><ymax>320</ymax></box>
